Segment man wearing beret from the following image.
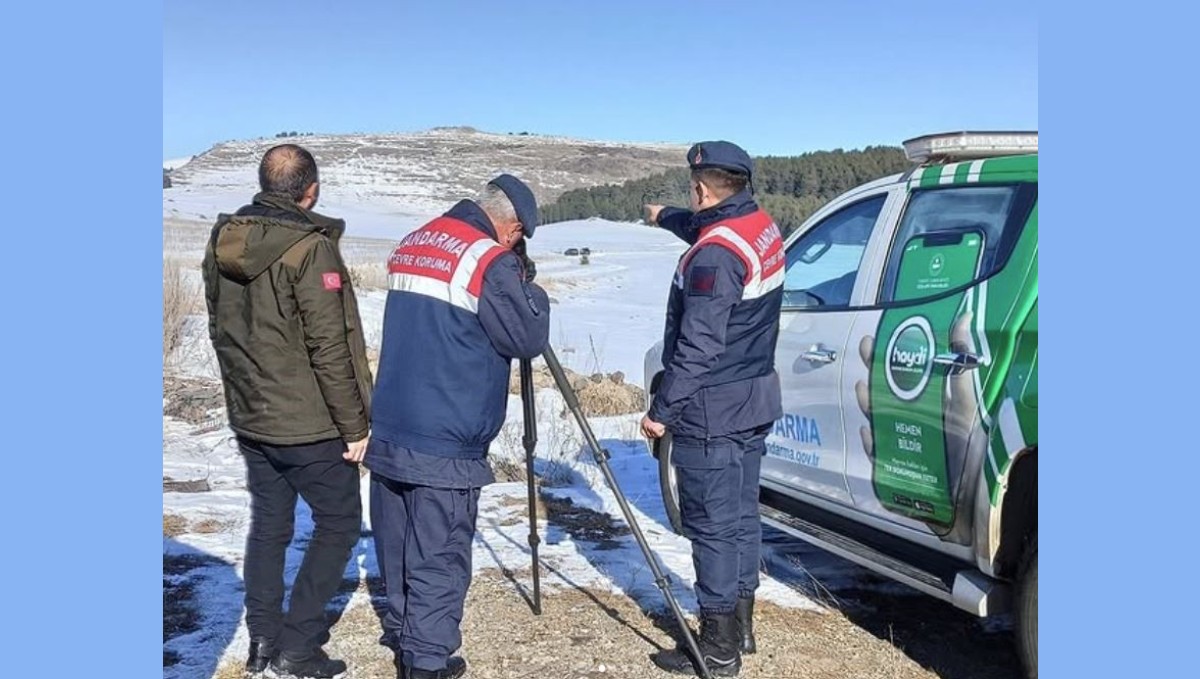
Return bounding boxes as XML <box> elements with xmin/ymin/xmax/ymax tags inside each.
<box><xmin>642</xmin><ymin>141</ymin><xmax>785</xmax><ymax>677</ymax></box>
<box><xmin>366</xmin><ymin>174</ymin><xmax>550</xmax><ymax>679</ymax></box>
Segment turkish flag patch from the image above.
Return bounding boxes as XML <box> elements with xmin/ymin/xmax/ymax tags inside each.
<box><xmin>322</xmin><ymin>273</ymin><xmax>342</xmax><ymax>291</ymax></box>
<box><xmin>688</xmin><ymin>266</ymin><xmax>717</xmax><ymax>296</ymax></box>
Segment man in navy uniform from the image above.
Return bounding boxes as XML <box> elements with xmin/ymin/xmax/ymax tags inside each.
<box><xmin>642</xmin><ymin>141</ymin><xmax>785</xmax><ymax>676</ymax></box>
<box><xmin>366</xmin><ymin>174</ymin><xmax>550</xmax><ymax>679</ymax></box>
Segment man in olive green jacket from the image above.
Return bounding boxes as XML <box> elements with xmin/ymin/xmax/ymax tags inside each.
<box><xmin>202</xmin><ymin>144</ymin><xmax>371</xmax><ymax>679</ymax></box>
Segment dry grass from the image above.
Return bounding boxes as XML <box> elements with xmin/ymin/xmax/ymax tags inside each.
<box><xmin>508</xmin><ymin>363</ymin><xmax>645</xmax><ymax>417</ymax></box>
<box><xmin>574</xmin><ymin>373</ymin><xmax>645</xmax><ymax>418</ymax></box>
<box><xmin>366</xmin><ymin>347</ymin><xmax>380</xmax><ymax>381</ymax></box>
<box><xmin>191</xmin><ymin>518</ymin><xmax>231</xmax><ymax>534</ymax></box>
<box><xmin>492</xmin><ymin>387</ymin><xmax>586</xmax><ymax>488</ymax></box>
<box><xmin>492</xmin><ymin>419</ymin><xmax>530</xmax><ymax>484</ymax></box>
<box><xmin>163</xmin><ymin>375</ymin><xmax>225</xmax><ymax>425</ymax></box>
<box><xmin>163</xmin><ymin>514</ymin><xmax>188</xmax><ymax>537</ymax></box>
<box><xmin>507</xmin><ymin>362</ymin><xmax>557</xmax><ymax>395</ymax></box>
<box><xmin>348</xmin><ymin>261</ymin><xmax>390</xmax><ymax>290</ymax></box>
<box><xmin>495</xmin><ymin>345</ymin><xmax>647</xmax><ymax>492</ymax></box>
<box><xmin>490</xmin><ymin>420</ymin><xmax>579</xmax><ymax>488</ymax></box>
<box><xmin>491</xmin><ymin>456</ymin><xmax>531</xmax><ymax>484</ymax></box>
<box><xmin>163</xmin><ymin>258</ymin><xmax>200</xmax><ymax>368</ymax></box>
<box><xmin>538</xmin><ymin>409</ymin><xmax>589</xmax><ymax>488</ymax></box>
<box><xmin>210</xmin><ymin>661</ymin><xmax>243</xmax><ymax>679</ymax></box>
<box><xmin>163</xmin><ymin>514</ymin><xmax>232</xmax><ymax>536</ymax></box>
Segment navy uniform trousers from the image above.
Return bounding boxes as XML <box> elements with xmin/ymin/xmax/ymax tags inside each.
<box><xmin>370</xmin><ymin>473</ymin><xmax>480</xmax><ymax>672</ymax></box>
<box><xmin>671</xmin><ymin>424</ymin><xmax>771</xmax><ymax>614</ymax></box>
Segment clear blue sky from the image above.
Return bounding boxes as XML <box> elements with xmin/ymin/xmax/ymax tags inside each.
<box><xmin>163</xmin><ymin>0</ymin><xmax>1037</xmax><ymax>161</ymax></box>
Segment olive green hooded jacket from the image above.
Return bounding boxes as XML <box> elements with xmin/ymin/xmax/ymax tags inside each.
<box><xmin>201</xmin><ymin>192</ymin><xmax>373</xmax><ymax>445</ymax></box>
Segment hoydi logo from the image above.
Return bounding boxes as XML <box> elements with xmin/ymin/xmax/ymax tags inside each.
<box><xmin>885</xmin><ymin>316</ymin><xmax>935</xmax><ymax>401</ymax></box>
<box><xmin>893</xmin><ymin>343</ymin><xmax>927</xmax><ymax>369</ymax></box>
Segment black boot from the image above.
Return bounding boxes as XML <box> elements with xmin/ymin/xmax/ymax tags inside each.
<box><xmin>650</xmin><ymin>613</ymin><xmax>742</xmax><ymax>676</ymax></box>
<box><xmin>735</xmin><ymin>597</ymin><xmax>756</xmax><ymax>654</ymax></box>
<box><xmin>270</xmin><ymin>647</ymin><xmax>348</xmax><ymax>678</ymax></box>
<box><xmin>404</xmin><ymin>656</ymin><xmax>467</xmax><ymax>679</ymax></box>
<box><xmin>245</xmin><ymin>637</ymin><xmax>276</xmax><ymax>674</ymax></box>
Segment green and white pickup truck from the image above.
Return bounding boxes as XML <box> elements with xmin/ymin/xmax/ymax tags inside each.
<box><xmin>644</xmin><ymin>131</ymin><xmax>1038</xmax><ymax>677</ymax></box>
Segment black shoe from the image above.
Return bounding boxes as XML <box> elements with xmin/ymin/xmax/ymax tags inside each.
<box><xmin>270</xmin><ymin>648</ymin><xmax>348</xmax><ymax>678</ymax></box>
<box><xmin>245</xmin><ymin>637</ymin><xmax>276</xmax><ymax>674</ymax></box>
<box><xmin>650</xmin><ymin>613</ymin><xmax>741</xmax><ymax>676</ymax></box>
<box><xmin>735</xmin><ymin>597</ymin><xmax>756</xmax><ymax>655</ymax></box>
<box><xmin>404</xmin><ymin>656</ymin><xmax>467</xmax><ymax>679</ymax></box>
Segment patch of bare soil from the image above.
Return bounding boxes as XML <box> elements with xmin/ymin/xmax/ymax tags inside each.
<box><xmin>211</xmin><ymin>568</ymin><xmax>1018</xmax><ymax>679</ymax></box>
<box><xmin>541</xmin><ymin>494</ymin><xmax>630</xmax><ymax>550</ymax></box>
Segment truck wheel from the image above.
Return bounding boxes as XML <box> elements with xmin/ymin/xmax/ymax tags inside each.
<box><xmin>1016</xmin><ymin>532</ymin><xmax>1038</xmax><ymax>678</ymax></box>
<box><xmin>655</xmin><ymin>432</ymin><xmax>686</xmax><ymax>536</ymax></box>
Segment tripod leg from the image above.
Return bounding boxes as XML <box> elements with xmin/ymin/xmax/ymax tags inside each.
<box><xmin>541</xmin><ymin>347</ymin><xmax>711</xmax><ymax>679</ymax></box>
<box><xmin>520</xmin><ymin>358</ymin><xmax>542</xmax><ymax>615</ymax></box>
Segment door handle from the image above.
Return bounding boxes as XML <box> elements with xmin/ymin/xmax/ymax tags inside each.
<box><xmin>802</xmin><ymin>347</ymin><xmax>838</xmax><ymax>364</ymax></box>
<box><xmin>934</xmin><ymin>352</ymin><xmax>982</xmax><ymax>372</ymax></box>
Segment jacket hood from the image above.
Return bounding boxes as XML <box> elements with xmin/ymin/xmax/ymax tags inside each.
<box><xmin>212</xmin><ymin>192</ymin><xmax>345</xmax><ymax>282</ymax></box>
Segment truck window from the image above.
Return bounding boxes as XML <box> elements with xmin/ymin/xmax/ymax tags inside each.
<box><xmin>783</xmin><ymin>195</ymin><xmax>886</xmax><ymax>309</ymax></box>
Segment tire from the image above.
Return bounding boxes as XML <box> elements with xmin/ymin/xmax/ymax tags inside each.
<box><xmin>655</xmin><ymin>431</ymin><xmax>686</xmax><ymax>536</ymax></box>
<box><xmin>1016</xmin><ymin>531</ymin><xmax>1037</xmax><ymax>678</ymax></box>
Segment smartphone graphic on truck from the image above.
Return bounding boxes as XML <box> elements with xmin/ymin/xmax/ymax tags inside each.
<box><xmin>868</xmin><ymin>229</ymin><xmax>985</xmax><ymax>528</ymax></box>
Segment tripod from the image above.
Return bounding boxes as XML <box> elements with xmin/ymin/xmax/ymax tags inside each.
<box><xmin>518</xmin><ymin>348</ymin><xmax>712</xmax><ymax>679</ymax></box>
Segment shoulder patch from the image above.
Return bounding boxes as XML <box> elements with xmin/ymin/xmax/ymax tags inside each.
<box><xmin>688</xmin><ymin>266</ymin><xmax>717</xmax><ymax>296</ymax></box>
<box><xmin>322</xmin><ymin>272</ymin><xmax>342</xmax><ymax>291</ymax></box>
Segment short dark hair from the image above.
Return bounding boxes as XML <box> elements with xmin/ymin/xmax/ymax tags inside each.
<box><xmin>692</xmin><ymin>167</ymin><xmax>748</xmax><ymax>199</ymax></box>
<box><xmin>258</xmin><ymin>144</ymin><xmax>319</xmax><ymax>202</ymax></box>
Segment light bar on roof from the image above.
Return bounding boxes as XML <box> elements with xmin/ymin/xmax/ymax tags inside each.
<box><xmin>902</xmin><ymin>131</ymin><xmax>1038</xmax><ymax>163</ymax></box>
